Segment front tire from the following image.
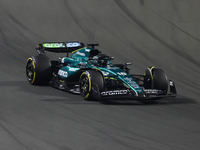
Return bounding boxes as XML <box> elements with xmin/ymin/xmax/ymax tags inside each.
<box><xmin>26</xmin><ymin>55</ymin><xmax>52</xmax><ymax>85</ymax></box>
<box><xmin>79</xmin><ymin>70</ymin><xmax>104</xmax><ymax>100</ymax></box>
<box><xmin>153</xmin><ymin>69</ymin><xmax>168</xmax><ymax>94</ymax></box>
<box><xmin>144</xmin><ymin>67</ymin><xmax>168</xmax><ymax>94</ymax></box>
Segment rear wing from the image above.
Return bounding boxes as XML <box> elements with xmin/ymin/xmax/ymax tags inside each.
<box><xmin>36</xmin><ymin>41</ymin><xmax>85</xmax><ymax>56</ymax></box>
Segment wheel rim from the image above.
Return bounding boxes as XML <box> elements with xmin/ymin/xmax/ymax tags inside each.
<box><xmin>26</xmin><ymin>59</ymin><xmax>35</xmax><ymax>83</ymax></box>
<box><xmin>80</xmin><ymin>74</ymin><xmax>91</xmax><ymax>98</ymax></box>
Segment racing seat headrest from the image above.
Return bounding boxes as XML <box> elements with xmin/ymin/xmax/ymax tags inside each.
<box><xmin>89</xmin><ymin>49</ymin><xmax>101</xmax><ymax>57</ymax></box>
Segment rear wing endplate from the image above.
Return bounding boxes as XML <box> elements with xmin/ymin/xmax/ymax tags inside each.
<box><xmin>36</xmin><ymin>41</ymin><xmax>85</xmax><ymax>56</ymax></box>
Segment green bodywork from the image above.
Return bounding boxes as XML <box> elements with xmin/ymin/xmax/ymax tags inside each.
<box><xmin>58</xmin><ymin>47</ymin><xmax>143</xmax><ymax>94</ymax></box>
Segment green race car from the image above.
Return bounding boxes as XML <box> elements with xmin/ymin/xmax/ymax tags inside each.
<box><xmin>26</xmin><ymin>41</ymin><xmax>177</xmax><ymax>100</ymax></box>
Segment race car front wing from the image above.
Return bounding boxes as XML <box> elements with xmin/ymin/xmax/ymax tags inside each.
<box><xmin>98</xmin><ymin>80</ymin><xmax>177</xmax><ymax>100</ymax></box>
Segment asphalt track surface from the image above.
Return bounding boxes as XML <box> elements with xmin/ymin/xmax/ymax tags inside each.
<box><xmin>0</xmin><ymin>0</ymin><xmax>200</xmax><ymax>150</ymax></box>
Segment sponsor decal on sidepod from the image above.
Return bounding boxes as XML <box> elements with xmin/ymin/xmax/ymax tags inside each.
<box><xmin>58</xmin><ymin>70</ymin><xmax>68</xmax><ymax>77</ymax></box>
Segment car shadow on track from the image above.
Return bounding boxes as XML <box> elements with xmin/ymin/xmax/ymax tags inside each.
<box><xmin>0</xmin><ymin>81</ymin><xmax>196</xmax><ymax>106</ymax></box>
<box><xmin>97</xmin><ymin>96</ymin><xmax>196</xmax><ymax>106</ymax></box>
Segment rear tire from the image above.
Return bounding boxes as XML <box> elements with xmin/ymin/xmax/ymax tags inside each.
<box><xmin>79</xmin><ymin>70</ymin><xmax>104</xmax><ymax>100</ymax></box>
<box><xmin>26</xmin><ymin>55</ymin><xmax>52</xmax><ymax>85</ymax></box>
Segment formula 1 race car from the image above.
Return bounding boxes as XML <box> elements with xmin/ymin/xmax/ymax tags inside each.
<box><xmin>26</xmin><ymin>41</ymin><xmax>177</xmax><ymax>100</ymax></box>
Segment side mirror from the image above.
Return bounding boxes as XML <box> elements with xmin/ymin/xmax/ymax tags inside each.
<box><xmin>110</xmin><ymin>57</ymin><xmax>114</xmax><ymax>60</ymax></box>
<box><xmin>125</xmin><ymin>62</ymin><xmax>132</xmax><ymax>66</ymax></box>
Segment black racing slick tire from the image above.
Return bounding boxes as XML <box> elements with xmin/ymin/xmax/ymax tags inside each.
<box><xmin>152</xmin><ymin>68</ymin><xmax>168</xmax><ymax>94</ymax></box>
<box><xmin>26</xmin><ymin>55</ymin><xmax>52</xmax><ymax>85</ymax></box>
<box><xmin>144</xmin><ymin>67</ymin><xmax>168</xmax><ymax>94</ymax></box>
<box><xmin>79</xmin><ymin>70</ymin><xmax>104</xmax><ymax>100</ymax></box>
